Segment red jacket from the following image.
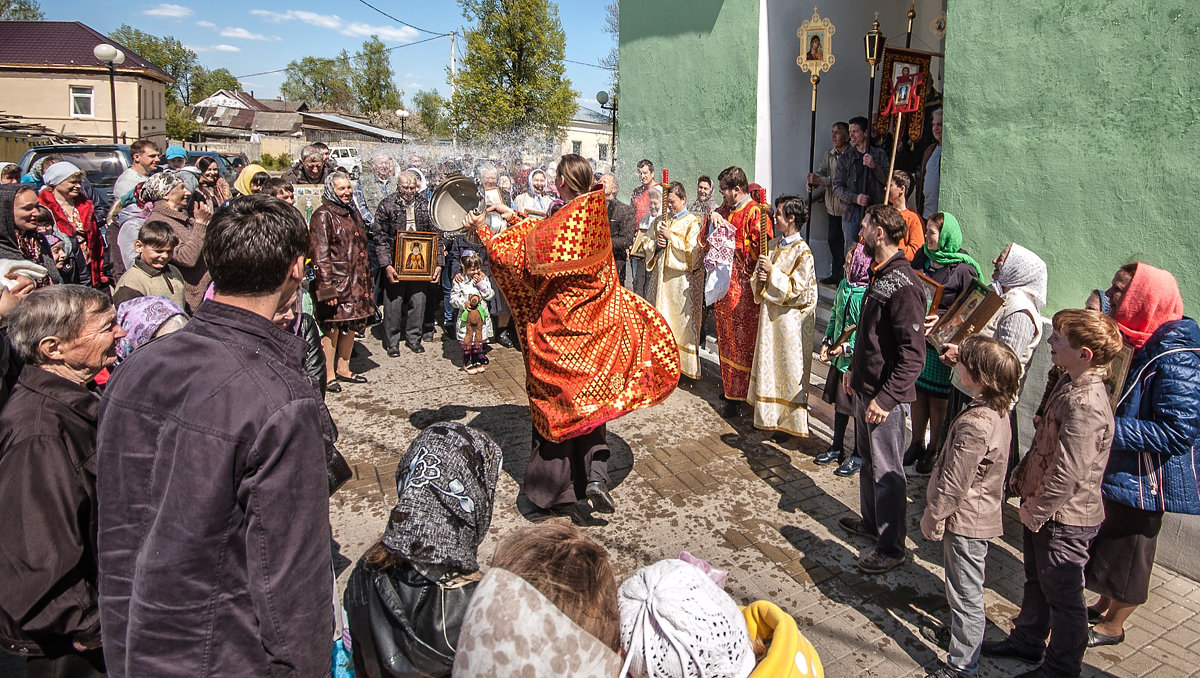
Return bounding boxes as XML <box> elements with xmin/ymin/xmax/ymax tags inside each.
<box><xmin>38</xmin><ymin>190</ymin><xmax>106</xmax><ymax>286</ymax></box>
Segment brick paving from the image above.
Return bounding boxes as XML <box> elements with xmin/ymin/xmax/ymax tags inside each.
<box><xmin>326</xmin><ymin>327</ymin><xmax>1200</xmax><ymax>678</ymax></box>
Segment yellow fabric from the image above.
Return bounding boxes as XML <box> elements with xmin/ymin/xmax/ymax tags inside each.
<box><xmin>233</xmin><ymin>163</ymin><xmax>268</xmax><ymax>196</ymax></box>
<box><xmin>742</xmin><ymin>601</ymin><xmax>823</xmax><ymax>678</ymax></box>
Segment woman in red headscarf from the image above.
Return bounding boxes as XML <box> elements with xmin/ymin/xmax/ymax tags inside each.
<box><xmin>1084</xmin><ymin>262</ymin><xmax>1200</xmax><ymax>649</ymax></box>
<box><xmin>464</xmin><ymin>154</ymin><xmax>679</xmax><ymax>522</ymax></box>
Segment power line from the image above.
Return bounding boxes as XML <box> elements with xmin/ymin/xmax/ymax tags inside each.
<box><xmin>234</xmin><ymin>34</ymin><xmax>448</xmax><ymax>79</ymax></box>
<box><xmin>354</xmin><ymin>0</ymin><xmax>451</xmax><ymax>37</ymax></box>
<box><xmin>565</xmin><ymin>58</ymin><xmax>616</xmax><ymax>71</ymax></box>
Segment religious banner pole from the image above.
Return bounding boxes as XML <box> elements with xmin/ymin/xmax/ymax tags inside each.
<box><xmin>885</xmin><ymin>110</ymin><xmax>903</xmax><ymax>199</ymax></box>
<box><xmin>882</xmin><ymin>71</ymin><xmax>924</xmax><ymax>200</ymax></box>
<box><xmin>797</xmin><ymin>8</ymin><xmax>835</xmax><ymax>243</ymax></box>
<box><xmin>906</xmin><ymin>1</ymin><xmax>916</xmax><ymax>48</ymax></box>
<box><xmin>805</xmin><ymin>74</ymin><xmax>820</xmax><ymax>242</ymax></box>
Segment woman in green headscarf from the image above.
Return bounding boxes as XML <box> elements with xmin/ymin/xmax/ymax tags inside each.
<box><xmin>906</xmin><ymin>211</ymin><xmax>985</xmax><ymax>473</ymax></box>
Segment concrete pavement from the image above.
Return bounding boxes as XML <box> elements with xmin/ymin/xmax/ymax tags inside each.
<box><xmin>326</xmin><ymin>328</ymin><xmax>1200</xmax><ymax>677</ymax></box>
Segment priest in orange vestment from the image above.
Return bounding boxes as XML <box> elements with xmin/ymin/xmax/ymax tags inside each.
<box><xmin>466</xmin><ymin>154</ymin><xmax>679</xmax><ymax>519</ymax></box>
<box><xmin>713</xmin><ymin>167</ymin><xmax>772</xmax><ymax>417</ymax></box>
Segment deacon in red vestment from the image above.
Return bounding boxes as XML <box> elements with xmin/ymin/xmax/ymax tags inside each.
<box><xmin>714</xmin><ymin>167</ymin><xmax>772</xmax><ymax>413</ymax></box>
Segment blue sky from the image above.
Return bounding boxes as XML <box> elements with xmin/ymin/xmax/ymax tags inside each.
<box><xmin>50</xmin><ymin>1</ymin><xmax>616</xmax><ymax>109</ymax></box>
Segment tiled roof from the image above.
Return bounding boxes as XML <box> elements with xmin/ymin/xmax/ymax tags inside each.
<box><xmin>0</xmin><ymin>21</ymin><xmax>172</xmax><ymax>81</ymax></box>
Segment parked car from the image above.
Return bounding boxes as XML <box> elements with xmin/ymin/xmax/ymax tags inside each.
<box><xmin>328</xmin><ymin>146</ymin><xmax>361</xmax><ymax>178</ymax></box>
<box><xmin>18</xmin><ymin>144</ymin><xmax>131</xmax><ymax>207</ymax></box>
<box><xmin>219</xmin><ymin>152</ymin><xmax>249</xmax><ymax>173</ymax></box>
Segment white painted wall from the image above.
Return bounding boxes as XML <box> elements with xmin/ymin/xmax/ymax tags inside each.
<box><xmin>756</xmin><ymin>0</ymin><xmax>945</xmax><ymax>277</ymax></box>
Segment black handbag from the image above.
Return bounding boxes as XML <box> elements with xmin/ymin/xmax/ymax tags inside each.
<box><xmin>345</xmin><ymin>562</ymin><xmax>479</xmax><ymax>678</ymax></box>
<box><xmin>327</xmin><ymin>445</ymin><xmax>352</xmax><ymax>496</ymax></box>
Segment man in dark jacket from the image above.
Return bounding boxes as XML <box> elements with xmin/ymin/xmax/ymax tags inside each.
<box><xmin>281</xmin><ymin>144</ymin><xmax>334</xmax><ymax>186</ymax></box>
<box><xmin>600</xmin><ymin>172</ymin><xmax>636</xmax><ymax>285</ymax></box>
<box><xmin>0</xmin><ymin>285</ymin><xmax>125</xmax><ymax>676</ymax></box>
<box><xmin>832</xmin><ymin>116</ymin><xmax>889</xmax><ymax>250</ymax></box>
<box><xmin>375</xmin><ymin>170</ymin><xmax>442</xmax><ymax>356</ymax></box>
<box><xmin>95</xmin><ymin>195</ymin><xmax>334</xmax><ymax>678</ymax></box>
<box><xmin>839</xmin><ymin>204</ymin><xmax>926</xmax><ymax>574</ymax></box>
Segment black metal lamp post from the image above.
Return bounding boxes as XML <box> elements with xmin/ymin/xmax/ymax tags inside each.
<box><xmin>395</xmin><ymin>109</ymin><xmax>410</xmax><ymax>142</ymax></box>
<box><xmin>596</xmin><ymin>90</ymin><xmax>618</xmax><ymax>172</ymax></box>
<box><xmin>93</xmin><ymin>43</ymin><xmax>125</xmax><ymax>144</ymax></box>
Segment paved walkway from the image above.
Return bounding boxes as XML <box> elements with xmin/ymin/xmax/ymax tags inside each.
<box><xmin>327</xmin><ymin>329</ymin><xmax>1200</xmax><ymax>678</ymax></box>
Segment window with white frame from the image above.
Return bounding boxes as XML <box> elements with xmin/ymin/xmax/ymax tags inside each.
<box><xmin>70</xmin><ymin>86</ymin><xmax>94</xmax><ymax>117</ymax></box>
<box><xmin>572</xmin><ymin>140</ymin><xmax>582</xmax><ymax>155</ymax></box>
<box><xmin>599</xmin><ymin>144</ymin><xmax>609</xmax><ymax>161</ymax></box>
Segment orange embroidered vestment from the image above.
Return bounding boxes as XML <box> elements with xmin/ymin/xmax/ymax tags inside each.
<box><xmin>478</xmin><ymin>189</ymin><xmax>680</xmax><ymax>442</ymax></box>
<box><xmin>714</xmin><ymin>199</ymin><xmax>772</xmax><ymax>400</ymax></box>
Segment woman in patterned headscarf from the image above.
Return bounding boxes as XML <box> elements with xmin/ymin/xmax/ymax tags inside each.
<box><xmin>343</xmin><ymin>422</ymin><xmax>502</xmax><ymax>677</ymax></box>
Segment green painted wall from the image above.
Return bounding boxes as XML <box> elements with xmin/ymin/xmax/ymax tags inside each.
<box><xmin>943</xmin><ymin>1</ymin><xmax>1200</xmax><ymax>311</ymax></box>
<box><xmin>616</xmin><ymin>0</ymin><xmax>758</xmax><ymax>200</ymax></box>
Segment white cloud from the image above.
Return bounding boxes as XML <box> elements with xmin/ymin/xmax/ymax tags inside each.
<box><xmin>143</xmin><ymin>3</ymin><xmax>193</xmax><ymax>18</ymax></box>
<box><xmin>187</xmin><ymin>44</ymin><xmax>243</xmax><ymax>53</ymax></box>
<box><xmin>405</xmin><ymin>81</ymin><xmax>420</xmax><ymax>88</ymax></box>
<box><xmin>220</xmin><ymin>26</ymin><xmax>279</xmax><ymax>41</ymax></box>
<box><xmin>252</xmin><ymin>9</ymin><xmax>419</xmax><ymax>44</ymax></box>
<box><xmin>196</xmin><ymin>20</ymin><xmax>216</xmax><ymax>28</ymax></box>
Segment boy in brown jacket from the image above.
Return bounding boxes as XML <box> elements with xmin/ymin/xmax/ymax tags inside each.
<box><xmin>921</xmin><ymin>336</ymin><xmax>1022</xmax><ymax>678</ymax></box>
<box><xmin>983</xmin><ymin>309</ymin><xmax>1124</xmax><ymax>678</ymax></box>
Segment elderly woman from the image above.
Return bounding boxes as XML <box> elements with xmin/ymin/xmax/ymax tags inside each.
<box><xmin>466</xmin><ymin>154</ymin><xmax>679</xmax><ymax>521</ymax></box>
<box><xmin>0</xmin><ymin>184</ymin><xmax>60</xmax><ymax>287</ymax></box>
<box><xmin>37</xmin><ymin>162</ymin><xmax>106</xmax><ymax>287</ymax></box>
<box><xmin>310</xmin><ymin>171</ymin><xmax>374</xmax><ymax>390</ymax></box>
<box><xmin>940</xmin><ymin>242</ymin><xmax>1048</xmax><ymax>473</ymax></box>
<box><xmin>344</xmin><ymin>422</ymin><xmax>501</xmax><ymax>677</ymax></box>
<box><xmin>113</xmin><ymin>295</ymin><xmax>188</xmax><ymax>365</ymax></box>
<box><xmin>137</xmin><ymin>171</ymin><xmax>212</xmax><ymax>311</ymax></box>
<box><xmin>1084</xmin><ymin>263</ymin><xmax>1200</xmax><ymax>649</ymax></box>
<box><xmin>0</xmin><ymin>285</ymin><xmax>125</xmax><ymax>676</ymax></box>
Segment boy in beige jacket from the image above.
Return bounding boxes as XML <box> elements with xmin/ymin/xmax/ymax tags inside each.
<box><xmin>983</xmin><ymin>309</ymin><xmax>1123</xmax><ymax>678</ymax></box>
<box><xmin>921</xmin><ymin>336</ymin><xmax>1022</xmax><ymax>678</ymax></box>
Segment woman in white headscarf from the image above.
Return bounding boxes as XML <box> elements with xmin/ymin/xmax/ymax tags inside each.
<box><xmin>514</xmin><ymin>169</ymin><xmax>553</xmax><ymax>217</ymax></box>
<box><xmin>939</xmin><ymin>242</ymin><xmax>1048</xmax><ymax>475</ymax></box>
<box><xmin>37</xmin><ymin>161</ymin><xmax>106</xmax><ymax>286</ymax></box>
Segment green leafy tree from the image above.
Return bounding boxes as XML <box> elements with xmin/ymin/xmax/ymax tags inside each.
<box><xmin>189</xmin><ymin>67</ymin><xmax>241</xmax><ymax>103</ymax></box>
<box><xmin>600</xmin><ymin>1</ymin><xmax>618</xmax><ymax>95</ymax></box>
<box><xmin>109</xmin><ymin>25</ymin><xmax>198</xmax><ymax>104</ymax></box>
<box><xmin>165</xmin><ymin>101</ymin><xmax>200</xmax><ymax>140</ymax></box>
<box><xmin>352</xmin><ymin>36</ymin><xmax>403</xmax><ymax>114</ymax></box>
<box><xmin>451</xmin><ymin>0</ymin><xmax>576</xmax><ymax>140</ymax></box>
<box><xmin>412</xmin><ymin>89</ymin><xmax>451</xmax><ymax>138</ymax></box>
<box><xmin>280</xmin><ymin>53</ymin><xmax>355</xmax><ymax>111</ymax></box>
<box><xmin>0</xmin><ymin>0</ymin><xmax>43</xmax><ymax>20</ymax></box>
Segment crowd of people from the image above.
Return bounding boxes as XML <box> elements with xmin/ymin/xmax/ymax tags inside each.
<box><xmin>0</xmin><ymin>119</ymin><xmax>1196</xmax><ymax>678</ymax></box>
